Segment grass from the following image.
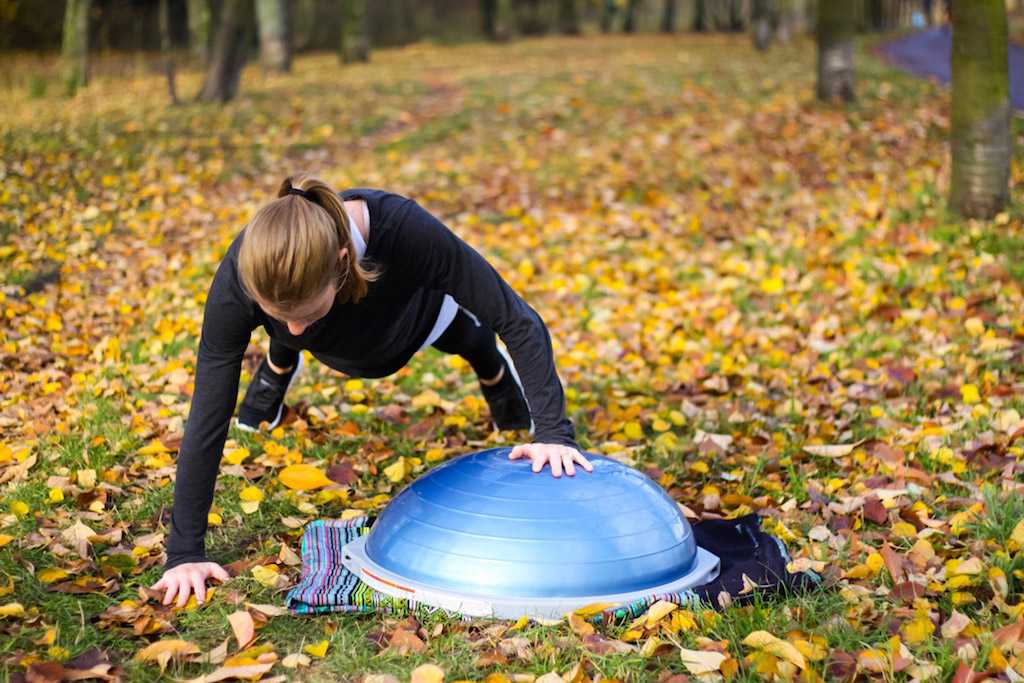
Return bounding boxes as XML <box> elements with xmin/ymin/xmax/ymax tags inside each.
<box><xmin>2</xmin><ymin>27</ymin><xmax>1024</xmax><ymax>683</ymax></box>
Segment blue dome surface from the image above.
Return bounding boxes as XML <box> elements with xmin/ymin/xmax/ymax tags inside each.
<box><xmin>358</xmin><ymin>447</ymin><xmax>700</xmax><ymax>599</ymax></box>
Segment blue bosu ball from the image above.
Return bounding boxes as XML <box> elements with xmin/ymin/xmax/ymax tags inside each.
<box><xmin>342</xmin><ymin>447</ymin><xmax>719</xmax><ymax>618</ymax></box>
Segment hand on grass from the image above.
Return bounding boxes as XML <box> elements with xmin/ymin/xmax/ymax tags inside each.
<box><xmin>509</xmin><ymin>443</ymin><xmax>593</xmax><ymax>477</ymax></box>
<box><xmin>151</xmin><ymin>562</ymin><xmax>230</xmax><ymax>608</ymax></box>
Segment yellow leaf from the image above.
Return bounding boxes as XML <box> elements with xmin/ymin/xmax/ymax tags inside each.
<box><xmin>251</xmin><ymin>564</ymin><xmax>281</xmax><ymax>588</ymax></box>
<box><xmin>760</xmin><ymin>277</ymin><xmax>784</xmax><ymax>294</ymax></box>
<box><xmin>508</xmin><ymin>615</ymin><xmax>530</xmax><ymax>631</ymax></box>
<box><xmin>644</xmin><ymin>600</ymin><xmax>678</xmax><ymax>628</ymax></box>
<box><xmin>239</xmin><ymin>486</ymin><xmax>264</xmax><ymax>502</ymax></box>
<box><xmin>901</xmin><ymin>616</ymin><xmax>935</xmax><ymax>645</ymax></box>
<box><xmin>960</xmin><ymin>384</ymin><xmax>981</xmax><ymax>404</ymax></box>
<box><xmin>37</xmin><ymin>568</ymin><xmax>69</xmax><ymax>584</ymax></box>
<box><xmin>742</xmin><ymin>630</ymin><xmax>807</xmax><ymax>669</ymax></box>
<box><xmin>48</xmin><ymin>488</ymin><xmax>65</xmax><ymax>503</ymax></box>
<box><xmin>679</xmin><ymin>648</ymin><xmax>727</xmax><ymax>675</ymax></box>
<box><xmin>137</xmin><ymin>440</ymin><xmax>170</xmax><ymax>455</ymax></box>
<box><xmin>134</xmin><ymin>639</ymin><xmax>201</xmax><ymax>672</ymax></box>
<box><xmin>0</xmin><ymin>602</ymin><xmax>25</xmax><ymax>618</ymax></box>
<box><xmin>410</xmin><ymin>664</ymin><xmax>445</xmax><ymax>683</ymax></box>
<box><xmin>1011</xmin><ymin>519</ymin><xmax>1024</xmax><ymax>548</ymax></box>
<box><xmin>208</xmin><ymin>512</ymin><xmax>222</xmax><ymax>526</ymax></box>
<box><xmin>384</xmin><ymin>457</ymin><xmax>407</xmax><ymax>483</ymax></box>
<box><xmin>240</xmin><ymin>501</ymin><xmax>260</xmax><ymax>514</ymax></box>
<box><xmin>964</xmin><ymin>317</ymin><xmax>985</xmax><ymax>337</ymax></box>
<box><xmin>224</xmin><ymin>447</ymin><xmax>250</xmax><ymax>465</ymax></box>
<box><xmin>303</xmin><ymin>640</ymin><xmax>329</xmax><ymax>658</ymax></box>
<box><xmin>623</xmin><ymin>421</ymin><xmax>644</xmax><ymax>440</ymax></box>
<box><xmin>573</xmin><ymin>602</ymin><xmax>615</xmax><ymax>617</ymax></box>
<box><xmin>0</xmin><ymin>535</ymin><xmax>12</xmax><ymax>548</ymax></box>
<box><xmin>279</xmin><ymin>464</ymin><xmax>333</xmax><ymax>491</ymax></box>
<box><xmin>10</xmin><ymin>501</ymin><xmax>28</xmax><ymax>517</ymax></box>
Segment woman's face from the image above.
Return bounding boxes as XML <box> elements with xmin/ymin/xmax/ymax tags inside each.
<box><xmin>256</xmin><ymin>248</ymin><xmax>347</xmax><ymax>336</ymax></box>
<box><xmin>259</xmin><ymin>283</ymin><xmax>337</xmax><ymax>336</ymax></box>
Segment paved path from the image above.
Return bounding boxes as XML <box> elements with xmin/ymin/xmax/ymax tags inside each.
<box><xmin>877</xmin><ymin>26</ymin><xmax>1024</xmax><ymax>109</ymax></box>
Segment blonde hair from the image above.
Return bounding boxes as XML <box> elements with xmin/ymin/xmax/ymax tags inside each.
<box><xmin>238</xmin><ymin>173</ymin><xmax>377</xmax><ymax>310</ymax></box>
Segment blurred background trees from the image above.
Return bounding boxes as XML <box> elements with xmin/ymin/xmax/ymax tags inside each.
<box><xmin>3</xmin><ymin>0</ymin><xmax>1017</xmax><ymax>217</ymax></box>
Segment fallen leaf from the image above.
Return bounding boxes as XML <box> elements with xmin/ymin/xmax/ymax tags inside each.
<box><xmin>679</xmin><ymin>648</ymin><xmax>727</xmax><ymax>675</ymax></box>
<box><xmin>742</xmin><ymin>630</ymin><xmax>806</xmax><ymax>669</ymax></box>
<box><xmin>278</xmin><ymin>464</ymin><xmax>334</xmax><ymax>491</ymax></box>
<box><xmin>135</xmin><ymin>639</ymin><xmax>201</xmax><ymax>672</ymax></box>
<box><xmin>227</xmin><ymin>610</ymin><xmax>256</xmax><ymax>649</ymax></box>
<box><xmin>410</xmin><ymin>664</ymin><xmax>445</xmax><ymax>683</ymax></box>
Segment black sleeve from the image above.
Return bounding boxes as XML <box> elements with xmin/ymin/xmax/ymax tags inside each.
<box><xmin>165</xmin><ymin>254</ymin><xmax>255</xmax><ymax>569</ymax></box>
<box><xmin>392</xmin><ymin>198</ymin><xmax>577</xmax><ymax>449</ymax></box>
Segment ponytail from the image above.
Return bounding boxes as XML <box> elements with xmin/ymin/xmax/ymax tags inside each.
<box><xmin>239</xmin><ymin>173</ymin><xmax>378</xmax><ymax>310</ymax></box>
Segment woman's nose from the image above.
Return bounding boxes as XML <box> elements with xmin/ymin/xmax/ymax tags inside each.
<box><xmin>287</xmin><ymin>321</ymin><xmax>307</xmax><ymax>335</ymax></box>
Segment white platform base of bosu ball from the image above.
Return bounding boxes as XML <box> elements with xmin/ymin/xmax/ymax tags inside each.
<box><xmin>341</xmin><ymin>447</ymin><xmax>720</xmax><ymax>619</ymax></box>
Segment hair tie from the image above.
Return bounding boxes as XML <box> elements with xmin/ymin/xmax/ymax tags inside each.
<box><xmin>285</xmin><ymin>186</ymin><xmax>313</xmax><ymax>200</ymax></box>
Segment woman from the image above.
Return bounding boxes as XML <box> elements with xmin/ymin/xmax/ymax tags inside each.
<box><xmin>152</xmin><ymin>174</ymin><xmax>591</xmax><ymax>608</ymax></box>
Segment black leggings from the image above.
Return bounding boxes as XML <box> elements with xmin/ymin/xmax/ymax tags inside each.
<box><xmin>267</xmin><ymin>308</ymin><xmax>504</xmax><ymax>381</ymax></box>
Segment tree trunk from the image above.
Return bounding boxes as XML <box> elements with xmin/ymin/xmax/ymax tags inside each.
<box><xmin>950</xmin><ymin>0</ymin><xmax>1011</xmax><ymax>218</ymax></box>
<box><xmin>339</xmin><ymin>0</ymin><xmax>370</xmax><ymax>63</ymax></box>
<box><xmin>256</xmin><ymin>0</ymin><xmax>290</xmax><ymax>72</ymax></box>
<box><xmin>600</xmin><ymin>0</ymin><xmax>617</xmax><ymax>32</ymax></box>
<box><xmin>693</xmin><ymin>0</ymin><xmax>707</xmax><ymax>31</ymax></box>
<box><xmin>559</xmin><ymin>0</ymin><xmax>580</xmax><ymax>34</ymax></box>
<box><xmin>482</xmin><ymin>0</ymin><xmax>496</xmax><ymax>37</ymax></box>
<box><xmin>752</xmin><ymin>0</ymin><xmax>773</xmax><ymax>49</ymax></box>
<box><xmin>188</xmin><ymin>0</ymin><xmax>212</xmax><ymax>65</ymax></box>
<box><xmin>62</xmin><ymin>0</ymin><xmax>91</xmax><ymax>94</ymax></box>
<box><xmin>661</xmin><ymin>0</ymin><xmax>677</xmax><ymax>32</ymax></box>
<box><xmin>622</xmin><ymin>0</ymin><xmax>640</xmax><ymax>32</ymax></box>
<box><xmin>292</xmin><ymin>0</ymin><xmax>316</xmax><ymax>51</ymax></box>
<box><xmin>159</xmin><ymin>0</ymin><xmax>179</xmax><ymax>103</ymax></box>
<box><xmin>517</xmin><ymin>0</ymin><xmax>546</xmax><ymax>35</ymax></box>
<box><xmin>816</xmin><ymin>1</ymin><xmax>856</xmax><ymax>102</ymax></box>
<box><xmin>728</xmin><ymin>0</ymin><xmax>745</xmax><ymax>31</ymax></box>
<box><xmin>400</xmin><ymin>0</ymin><xmax>418</xmax><ymax>43</ymax></box>
<box><xmin>197</xmin><ymin>0</ymin><xmax>253</xmax><ymax>102</ymax></box>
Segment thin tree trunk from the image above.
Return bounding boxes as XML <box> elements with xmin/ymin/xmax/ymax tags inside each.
<box><xmin>950</xmin><ymin>0</ymin><xmax>1011</xmax><ymax>218</ymax></box>
<box><xmin>517</xmin><ymin>0</ymin><xmax>546</xmax><ymax>35</ymax></box>
<box><xmin>292</xmin><ymin>0</ymin><xmax>315</xmax><ymax>51</ymax></box>
<box><xmin>559</xmin><ymin>0</ymin><xmax>580</xmax><ymax>34</ymax></box>
<box><xmin>62</xmin><ymin>0</ymin><xmax>91</xmax><ymax>94</ymax></box>
<box><xmin>661</xmin><ymin>0</ymin><xmax>677</xmax><ymax>32</ymax></box>
<box><xmin>256</xmin><ymin>0</ymin><xmax>290</xmax><ymax>72</ymax></box>
<box><xmin>482</xmin><ymin>0</ymin><xmax>497</xmax><ymax>37</ymax></box>
<box><xmin>816</xmin><ymin>1</ymin><xmax>856</xmax><ymax>102</ymax></box>
<box><xmin>197</xmin><ymin>0</ymin><xmax>253</xmax><ymax>102</ymax></box>
<box><xmin>622</xmin><ymin>0</ymin><xmax>640</xmax><ymax>32</ymax></box>
<box><xmin>400</xmin><ymin>0</ymin><xmax>418</xmax><ymax>43</ymax></box>
<box><xmin>159</xmin><ymin>0</ymin><xmax>179</xmax><ymax>103</ymax></box>
<box><xmin>728</xmin><ymin>0</ymin><xmax>745</xmax><ymax>31</ymax></box>
<box><xmin>752</xmin><ymin>0</ymin><xmax>773</xmax><ymax>49</ymax></box>
<box><xmin>693</xmin><ymin>0</ymin><xmax>707</xmax><ymax>31</ymax></box>
<box><xmin>339</xmin><ymin>0</ymin><xmax>370</xmax><ymax>63</ymax></box>
<box><xmin>600</xmin><ymin>0</ymin><xmax>617</xmax><ymax>32</ymax></box>
<box><xmin>188</xmin><ymin>0</ymin><xmax>212</xmax><ymax>65</ymax></box>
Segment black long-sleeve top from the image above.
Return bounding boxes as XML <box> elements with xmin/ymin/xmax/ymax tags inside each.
<box><xmin>165</xmin><ymin>188</ymin><xmax>577</xmax><ymax>569</ymax></box>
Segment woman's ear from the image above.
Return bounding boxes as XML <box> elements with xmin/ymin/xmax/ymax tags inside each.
<box><xmin>338</xmin><ymin>247</ymin><xmax>349</xmax><ymax>262</ymax></box>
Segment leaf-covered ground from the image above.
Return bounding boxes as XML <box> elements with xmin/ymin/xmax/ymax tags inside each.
<box><xmin>1</xmin><ymin>32</ymin><xmax>1024</xmax><ymax>683</ymax></box>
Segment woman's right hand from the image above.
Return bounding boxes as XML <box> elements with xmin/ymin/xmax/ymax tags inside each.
<box><xmin>151</xmin><ymin>562</ymin><xmax>231</xmax><ymax>608</ymax></box>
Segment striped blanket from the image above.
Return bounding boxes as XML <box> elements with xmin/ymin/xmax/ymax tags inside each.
<box><xmin>284</xmin><ymin>514</ymin><xmax>819</xmax><ymax>622</ymax></box>
<box><xmin>284</xmin><ymin>516</ymin><xmax>702</xmax><ymax>623</ymax></box>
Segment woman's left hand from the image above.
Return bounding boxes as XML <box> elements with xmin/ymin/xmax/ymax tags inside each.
<box><xmin>509</xmin><ymin>443</ymin><xmax>593</xmax><ymax>477</ymax></box>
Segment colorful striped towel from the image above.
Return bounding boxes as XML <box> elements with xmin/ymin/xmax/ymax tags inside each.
<box><xmin>284</xmin><ymin>514</ymin><xmax>819</xmax><ymax>622</ymax></box>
